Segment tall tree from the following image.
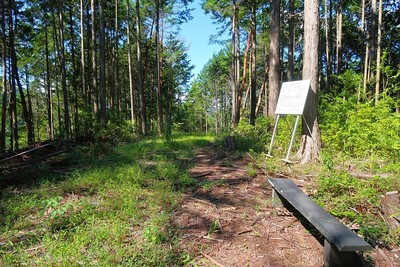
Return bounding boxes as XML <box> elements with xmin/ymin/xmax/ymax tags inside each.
<box><xmin>99</xmin><ymin>0</ymin><xmax>106</xmax><ymax>126</ymax></box>
<box><xmin>374</xmin><ymin>0</ymin><xmax>382</xmax><ymax>105</ymax></box>
<box><xmin>136</xmin><ymin>0</ymin><xmax>146</xmax><ymax>134</ymax></box>
<box><xmin>44</xmin><ymin>20</ymin><xmax>54</xmax><ymax>140</ymax></box>
<box><xmin>10</xmin><ymin>0</ymin><xmax>35</xmax><ymax>145</ymax></box>
<box><xmin>1</xmin><ymin>0</ymin><xmax>7</xmax><ymax>151</ymax></box>
<box><xmin>231</xmin><ymin>0</ymin><xmax>240</xmax><ymax>127</ymax></box>
<box><xmin>287</xmin><ymin>0</ymin><xmax>295</xmax><ymax>81</ymax></box>
<box><xmin>80</xmin><ymin>0</ymin><xmax>87</xmax><ymax>109</ymax></box>
<box><xmin>126</xmin><ymin>0</ymin><xmax>135</xmax><ymax>130</ymax></box>
<box><xmin>335</xmin><ymin>0</ymin><xmax>342</xmax><ymax>74</ymax></box>
<box><xmin>58</xmin><ymin>0</ymin><xmax>70</xmax><ymax>138</ymax></box>
<box><xmin>249</xmin><ymin>0</ymin><xmax>257</xmax><ymax>125</ymax></box>
<box><xmin>91</xmin><ymin>0</ymin><xmax>98</xmax><ymax>114</ymax></box>
<box><xmin>268</xmin><ymin>0</ymin><xmax>280</xmax><ymax>117</ymax></box>
<box><xmin>298</xmin><ymin>0</ymin><xmax>321</xmax><ymax>163</ymax></box>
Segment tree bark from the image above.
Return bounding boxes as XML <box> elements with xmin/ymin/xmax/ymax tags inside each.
<box><xmin>45</xmin><ymin>21</ymin><xmax>54</xmax><ymax>140</ymax></box>
<box><xmin>287</xmin><ymin>0</ymin><xmax>294</xmax><ymax>81</ymax></box>
<box><xmin>335</xmin><ymin>0</ymin><xmax>342</xmax><ymax>74</ymax></box>
<box><xmin>69</xmin><ymin>5</ymin><xmax>79</xmax><ymax>135</ymax></box>
<box><xmin>237</xmin><ymin>31</ymin><xmax>251</xmax><ymax>122</ymax></box>
<box><xmin>156</xmin><ymin>0</ymin><xmax>163</xmax><ymax>135</ymax></box>
<box><xmin>80</xmin><ymin>0</ymin><xmax>87</xmax><ymax>109</ymax></box>
<box><xmin>231</xmin><ymin>0</ymin><xmax>240</xmax><ymax>128</ymax></box>
<box><xmin>126</xmin><ymin>0</ymin><xmax>135</xmax><ymax>130</ymax></box>
<box><xmin>136</xmin><ymin>0</ymin><xmax>146</xmax><ymax>134</ymax></box>
<box><xmin>58</xmin><ymin>0</ymin><xmax>70</xmax><ymax>138</ymax></box>
<box><xmin>8</xmin><ymin>1</ymin><xmax>18</xmax><ymax>149</ymax></box>
<box><xmin>1</xmin><ymin>0</ymin><xmax>7</xmax><ymax>151</ymax></box>
<box><xmin>99</xmin><ymin>0</ymin><xmax>106</xmax><ymax>127</ymax></box>
<box><xmin>298</xmin><ymin>0</ymin><xmax>321</xmax><ymax>163</ymax></box>
<box><xmin>324</xmin><ymin>0</ymin><xmax>331</xmax><ymax>90</ymax></box>
<box><xmin>10</xmin><ymin>0</ymin><xmax>34</xmax><ymax>145</ymax></box>
<box><xmin>250</xmin><ymin>2</ymin><xmax>257</xmax><ymax>126</ymax></box>
<box><xmin>91</xmin><ymin>0</ymin><xmax>98</xmax><ymax>115</ymax></box>
<box><xmin>268</xmin><ymin>0</ymin><xmax>280</xmax><ymax>117</ymax></box>
<box><xmin>380</xmin><ymin>191</ymin><xmax>400</xmax><ymax>233</ymax></box>
<box><xmin>374</xmin><ymin>0</ymin><xmax>382</xmax><ymax>105</ymax></box>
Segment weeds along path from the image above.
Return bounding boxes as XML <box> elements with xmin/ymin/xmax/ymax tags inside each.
<box><xmin>172</xmin><ymin>146</ymin><xmax>324</xmax><ymax>267</ymax></box>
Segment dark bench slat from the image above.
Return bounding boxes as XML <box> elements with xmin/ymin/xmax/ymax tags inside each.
<box><xmin>268</xmin><ymin>178</ymin><xmax>372</xmax><ymax>252</ymax></box>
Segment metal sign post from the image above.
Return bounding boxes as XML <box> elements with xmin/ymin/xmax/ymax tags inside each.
<box><xmin>267</xmin><ymin>80</ymin><xmax>311</xmax><ymax>163</ymax></box>
<box><xmin>267</xmin><ymin>114</ymin><xmax>280</xmax><ymax>157</ymax></box>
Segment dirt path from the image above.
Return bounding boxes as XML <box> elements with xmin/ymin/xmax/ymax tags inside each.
<box><xmin>172</xmin><ymin>146</ymin><xmax>398</xmax><ymax>267</ymax></box>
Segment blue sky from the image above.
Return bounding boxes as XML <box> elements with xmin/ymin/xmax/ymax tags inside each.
<box><xmin>179</xmin><ymin>0</ymin><xmax>229</xmax><ymax>81</ymax></box>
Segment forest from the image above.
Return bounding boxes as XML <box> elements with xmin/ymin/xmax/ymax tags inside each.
<box><xmin>1</xmin><ymin>0</ymin><xmax>400</xmax><ymax>266</ymax></box>
<box><xmin>0</xmin><ymin>0</ymin><xmax>399</xmax><ymax>153</ymax></box>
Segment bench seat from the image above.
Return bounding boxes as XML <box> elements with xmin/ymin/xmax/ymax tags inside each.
<box><xmin>268</xmin><ymin>178</ymin><xmax>372</xmax><ymax>267</ymax></box>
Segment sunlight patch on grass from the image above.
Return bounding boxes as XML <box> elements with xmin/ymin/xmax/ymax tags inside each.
<box><xmin>0</xmin><ymin>134</ymin><xmax>214</xmax><ymax>266</ymax></box>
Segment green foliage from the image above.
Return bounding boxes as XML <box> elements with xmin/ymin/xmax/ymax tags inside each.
<box><xmin>315</xmin><ymin>163</ymin><xmax>399</xmax><ymax>242</ymax></box>
<box><xmin>320</xmin><ymin>96</ymin><xmax>400</xmax><ymax>161</ymax></box>
<box><xmin>233</xmin><ymin>117</ymin><xmax>273</xmax><ymax>152</ymax></box>
<box><xmin>0</xmin><ymin>134</ymin><xmax>213</xmax><ymax>266</ymax></box>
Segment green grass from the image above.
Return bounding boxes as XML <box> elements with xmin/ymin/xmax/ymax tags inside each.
<box><xmin>0</xmin><ymin>134</ymin><xmax>214</xmax><ymax>266</ymax></box>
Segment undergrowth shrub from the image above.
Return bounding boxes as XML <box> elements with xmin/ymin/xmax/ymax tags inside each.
<box><xmin>315</xmin><ymin>163</ymin><xmax>400</xmax><ymax>244</ymax></box>
<box><xmin>232</xmin><ymin>116</ymin><xmax>303</xmax><ymax>157</ymax></box>
<box><xmin>320</xmin><ymin>96</ymin><xmax>400</xmax><ymax>161</ymax></box>
<box><xmin>232</xmin><ymin>117</ymin><xmax>273</xmax><ymax>151</ymax></box>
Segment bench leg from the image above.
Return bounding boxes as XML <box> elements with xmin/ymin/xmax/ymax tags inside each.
<box><xmin>323</xmin><ymin>240</ymin><xmax>362</xmax><ymax>267</ymax></box>
<box><xmin>271</xmin><ymin>189</ymin><xmax>283</xmax><ymax>207</ymax></box>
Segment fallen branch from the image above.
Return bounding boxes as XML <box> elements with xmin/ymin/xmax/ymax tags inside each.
<box><xmin>202</xmin><ymin>235</ymin><xmax>224</xmax><ymax>242</ymax></box>
<box><xmin>200</xmin><ymin>252</ymin><xmax>226</xmax><ymax>267</ymax></box>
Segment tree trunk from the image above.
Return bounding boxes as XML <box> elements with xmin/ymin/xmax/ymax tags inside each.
<box><xmin>126</xmin><ymin>0</ymin><xmax>135</xmax><ymax>130</ymax></box>
<box><xmin>136</xmin><ymin>0</ymin><xmax>146</xmax><ymax>135</ymax></box>
<box><xmin>336</xmin><ymin>0</ymin><xmax>342</xmax><ymax>75</ymax></box>
<box><xmin>237</xmin><ymin>31</ymin><xmax>251</xmax><ymax>121</ymax></box>
<box><xmin>45</xmin><ymin>22</ymin><xmax>54</xmax><ymax>140</ymax></box>
<box><xmin>287</xmin><ymin>0</ymin><xmax>294</xmax><ymax>81</ymax></box>
<box><xmin>268</xmin><ymin>0</ymin><xmax>280</xmax><ymax>117</ymax></box>
<box><xmin>58</xmin><ymin>0</ymin><xmax>70</xmax><ymax>139</ymax></box>
<box><xmin>380</xmin><ymin>191</ymin><xmax>400</xmax><ymax>233</ymax></box>
<box><xmin>69</xmin><ymin>6</ymin><xmax>79</xmax><ymax>135</ymax></box>
<box><xmin>156</xmin><ymin>0</ymin><xmax>163</xmax><ymax>135</ymax></box>
<box><xmin>52</xmin><ymin>10</ymin><xmax>62</xmax><ymax>136</ymax></box>
<box><xmin>231</xmin><ymin>1</ymin><xmax>240</xmax><ymax>128</ymax></box>
<box><xmin>10</xmin><ymin>0</ymin><xmax>34</xmax><ymax>145</ymax></box>
<box><xmin>99</xmin><ymin>0</ymin><xmax>106</xmax><ymax>127</ymax></box>
<box><xmin>113</xmin><ymin>0</ymin><xmax>119</xmax><ymax>111</ymax></box>
<box><xmin>8</xmin><ymin>2</ymin><xmax>18</xmax><ymax>149</ymax></box>
<box><xmin>91</xmin><ymin>0</ymin><xmax>98</xmax><ymax>115</ymax></box>
<box><xmin>80</xmin><ymin>0</ymin><xmax>87</xmax><ymax>109</ymax></box>
<box><xmin>1</xmin><ymin>0</ymin><xmax>7</xmax><ymax>151</ymax></box>
<box><xmin>298</xmin><ymin>0</ymin><xmax>321</xmax><ymax>163</ymax></box>
<box><xmin>324</xmin><ymin>0</ymin><xmax>331</xmax><ymax>90</ymax></box>
<box><xmin>374</xmin><ymin>0</ymin><xmax>382</xmax><ymax>105</ymax></box>
<box><xmin>256</xmin><ymin>64</ymin><xmax>268</xmax><ymax>116</ymax></box>
<box><xmin>369</xmin><ymin>0</ymin><xmax>377</xmax><ymax>84</ymax></box>
<box><xmin>250</xmin><ymin>2</ymin><xmax>257</xmax><ymax>126</ymax></box>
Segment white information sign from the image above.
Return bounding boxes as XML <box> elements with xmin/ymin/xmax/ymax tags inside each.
<box><xmin>275</xmin><ymin>80</ymin><xmax>311</xmax><ymax>115</ymax></box>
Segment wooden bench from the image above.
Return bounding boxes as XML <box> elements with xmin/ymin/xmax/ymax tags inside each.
<box><xmin>268</xmin><ymin>178</ymin><xmax>372</xmax><ymax>267</ymax></box>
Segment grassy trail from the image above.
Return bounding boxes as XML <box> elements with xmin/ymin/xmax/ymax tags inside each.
<box><xmin>0</xmin><ymin>134</ymin><xmax>213</xmax><ymax>266</ymax></box>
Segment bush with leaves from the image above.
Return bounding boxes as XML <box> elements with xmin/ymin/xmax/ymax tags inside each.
<box><xmin>320</xmin><ymin>96</ymin><xmax>400</xmax><ymax>161</ymax></box>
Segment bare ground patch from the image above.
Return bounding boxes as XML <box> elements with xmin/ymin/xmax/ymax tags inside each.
<box><xmin>171</xmin><ymin>146</ymin><xmax>399</xmax><ymax>267</ymax></box>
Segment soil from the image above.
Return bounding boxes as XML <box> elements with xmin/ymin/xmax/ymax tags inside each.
<box><xmin>171</xmin><ymin>145</ymin><xmax>399</xmax><ymax>267</ymax></box>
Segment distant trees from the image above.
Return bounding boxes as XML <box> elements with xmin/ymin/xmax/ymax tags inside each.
<box><xmin>0</xmin><ymin>0</ymin><xmax>194</xmax><ymax>152</ymax></box>
<box><xmin>191</xmin><ymin>0</ymin><xmax>399</xmax><ymax>162</ymax></box>
<box><xmin>0</xmin><ymin>0</ymin><xmax>399</xmax><ymax>163</ymax></box>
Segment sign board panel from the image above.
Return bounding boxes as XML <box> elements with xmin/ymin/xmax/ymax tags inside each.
<box><xmin>275</xmin><ymin>80</ymin><xmax>310</xmax><ymax>115</ymax></box>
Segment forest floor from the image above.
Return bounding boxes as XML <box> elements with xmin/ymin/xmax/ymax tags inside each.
<box><xmin>172</xmin><ymin>145</ymin><xmax>399</xmax><ymax>267</ymax></box>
